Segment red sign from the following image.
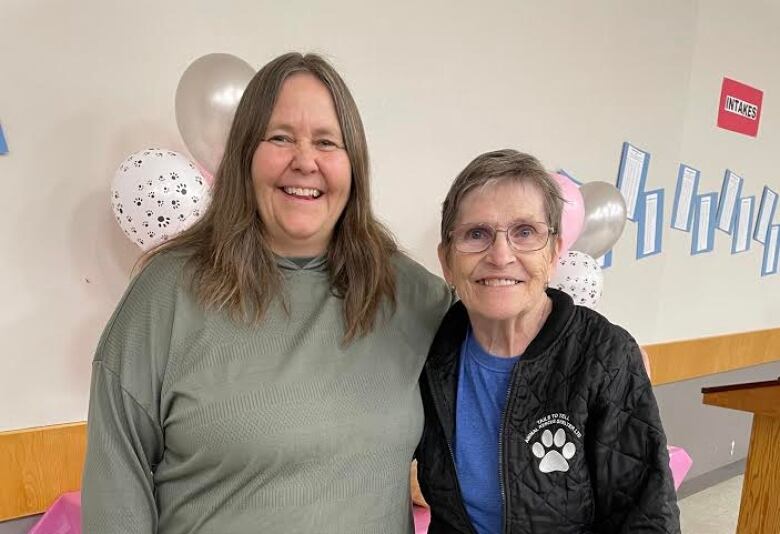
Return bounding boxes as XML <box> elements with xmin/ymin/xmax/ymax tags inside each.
<box><xmin>717</xmin><ymin>78</ymin><xmax>763</xmax><ymax>137</ymax></box>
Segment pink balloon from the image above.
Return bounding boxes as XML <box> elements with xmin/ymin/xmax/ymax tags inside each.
<box><xmin>194</xmin><ymin>160</ymin><xmax>215</xmax><ymax>187</ymax></box>
<box><xmin>552</xmin><ymin>172</ymin><xmax>585</xmax><ymax>254</ymax></box>
<box><xmin>202</xmin><ymin>169</ymin><xmax>215</xmax><ymax>187</ymax></box>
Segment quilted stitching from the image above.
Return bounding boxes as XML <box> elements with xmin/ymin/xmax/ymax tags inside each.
<box><xmin>419</xmin><ymin>292</ymin><xmax>681</xmax><ymax>533</ymax></box>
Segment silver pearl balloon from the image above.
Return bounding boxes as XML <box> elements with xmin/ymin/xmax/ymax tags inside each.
<box><xmin>570</xmin><ymin>181</ymin><xmax>627</xmax><ymax>259</ymax></box>
<box><xmin>175</xmin><ymin>53</ymin><xmax>255</xmax><ymax>176</ymax></box>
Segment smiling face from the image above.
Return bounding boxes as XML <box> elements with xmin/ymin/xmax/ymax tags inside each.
<box><xmin>439</xmin><ymin>179</ymin><xmax>561</xmax><ymax>323</ymax></box>
<box><xmin>251</xmin><ymin>73</ymin><xmax>352</xmax><ymax>257</ymax></box>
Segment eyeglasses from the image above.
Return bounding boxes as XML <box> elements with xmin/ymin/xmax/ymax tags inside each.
<box><xmin>449</xmin><ymin>221</ymin><xmax>556</xmax><ymax>254</ymax></box>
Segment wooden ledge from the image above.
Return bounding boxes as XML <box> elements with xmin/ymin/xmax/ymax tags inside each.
<box><xmin>645</xmin><ymin>327</ymin><xmax>780</xmax><ymax>386</ymax></box>
<box><xmin>0</xmin><ymin>422</ymin><xmax>86</xmax><ymax>521</ymax></box>
<box><xmin>702</xmin><ymin>380</ymin><xmax>780</xmax><ymax>418</ymax></box>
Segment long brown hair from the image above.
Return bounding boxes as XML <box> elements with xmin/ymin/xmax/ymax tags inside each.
<box><xmin>146</xmin><ymin>52</ymin><xmax>398</xmax><ymax>342</ymax></box>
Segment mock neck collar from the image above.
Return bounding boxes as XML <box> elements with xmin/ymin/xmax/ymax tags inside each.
<box><xmin>275</xmin><ymin>254</ymin><xmax>328</xmax><ymax>272</ymax></box>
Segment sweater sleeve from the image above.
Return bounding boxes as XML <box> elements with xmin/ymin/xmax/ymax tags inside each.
<box><xmin>81</xmin><ymin>254</ymin><xmax>181</xmax><ymax>533</ymax></box>
<box><xmin>588</xmin><ymin>335</ymin><xmax>681</xmax><ymax>533</ymax></box>
<box><xmin>82</xmin><ymin>363</ymin><xmax>163</xmax><ymax>532</ymax></box>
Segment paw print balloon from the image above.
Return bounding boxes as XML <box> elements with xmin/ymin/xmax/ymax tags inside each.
<box><xmin>111</xmin><ymin>148</ymin><xmax>211</xmax><ymax>251</ymax></box>
<box><xmin>549</xmin><ymin>251</ymin><xmax>604</xmax><ymax>309</ymax></box>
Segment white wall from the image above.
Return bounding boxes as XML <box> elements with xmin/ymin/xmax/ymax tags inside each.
<box><xmin>1</xmin><ymin>0</ymin><xmax>778</xmax><ymax>430</ymax></box>
<box><xmin>653</xmin><ymin>0</ymin><xmax>780</xmax><ymax>341</ymax></box>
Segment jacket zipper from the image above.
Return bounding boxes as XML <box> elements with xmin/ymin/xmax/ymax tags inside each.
<box><xmin>498</xmin><ymin>361</ymin><xmax>521</xmax><ymax>534</ymax></box>
<box><xmin>444</xmin><ymin>431</ymin><xmax>479</xmax><ymax>534</ymax></box>
<box><xmin>426</xmin><ymin>366</ymin><xmax>478</xmax><ymax>534</ymax></box>
<box><xmin>498</xmin><ymin>392</ymin><xmax>508</xmax><ymax>534</ymax></box>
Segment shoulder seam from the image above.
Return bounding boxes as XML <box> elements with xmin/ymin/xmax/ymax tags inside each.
<box><xmin>93</xmin><ymin>263</ymin><xmax>159</xmax><ymax>364</ymax></box>
<box><xmin>93</xmin><ymin>361</ymin><xmax>163</xmax><ymax>432</ymax></box>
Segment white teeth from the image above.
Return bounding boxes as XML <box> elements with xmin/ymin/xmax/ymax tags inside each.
<box><xmin>283</xmin><ymin>186</ymin><xmax>322</xmax><ymax>198</ymax></box>
<box><xmin>479</xmin><ymin>279</ymin><xmax>520</xmax><ymax>287</ymax></box>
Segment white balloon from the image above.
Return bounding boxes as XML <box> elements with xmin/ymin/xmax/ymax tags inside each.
<box><xmin>111</xmin><ymin>149</ymin><xmax>211</xmax><ymax>251</ymax></box>
<box><xmin>550</xmin><ymin>251</ymin><xmax>603</xmax><ymax>309</ymax></box>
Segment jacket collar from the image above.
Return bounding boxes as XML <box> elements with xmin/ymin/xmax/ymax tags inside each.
<box><xmin>427</xmin><ymin>287</ymin><xmax>575</xmax><ymax>371</ymax></box>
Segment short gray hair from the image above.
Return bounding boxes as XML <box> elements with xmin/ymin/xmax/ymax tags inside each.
<box><xmin>440</xmin><ymin>149</ymin><xmax>564</xmax><ymax>250</ymax></box>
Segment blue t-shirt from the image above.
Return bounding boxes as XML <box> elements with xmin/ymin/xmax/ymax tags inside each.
<box><xmin>454</xmin><ymin>330</ymin><xmax>520</xmax><ymax>534</ymax></box>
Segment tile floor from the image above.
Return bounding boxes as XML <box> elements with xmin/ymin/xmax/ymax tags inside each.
<box><xmin>678</xmin><ymin>474</ymin><xmax>742</xmax><ymax>533</ymax></box>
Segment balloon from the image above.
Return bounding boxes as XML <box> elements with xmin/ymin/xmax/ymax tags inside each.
<box><xmin>552</xmin><ymin>173</ymin><xmax>585</xmax><ymax>255</ymax></box>
<box><xmin>194</xmin><ymin>160</ymin><xmax>215</xmax><ymax>187</ymax></box>
<box><xmin>111</xmin><ymin>149</ymin><xmax>212</xmax><ymax>251</ymax></box>
<box><xmin>175</xmin><ymin>53</ymin><xmax>255</xmax><ymax>175</ymax></box>
<box><xmin>570</xmin><ymin>181</ymin><xmax>627</xmax><ymax>259</ymax></box>
<box><xmin>550</xmin><ymin>251</ymin><xmax>603</xmax><ymax>309</ymax></box>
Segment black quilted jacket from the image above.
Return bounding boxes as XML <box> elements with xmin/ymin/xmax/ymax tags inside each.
<box><xmin>417</xmin><ymin>289</ymin><xmax>681</xmax><ymax>533</ymax></box>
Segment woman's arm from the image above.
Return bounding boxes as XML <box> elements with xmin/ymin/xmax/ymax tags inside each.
<box><xmin>587</xmin><ymin>337</ymin><xmax>680</xmax><ymax>533</ymax></box>
<box><xmin>81</xmin><ymin>254</ymin><xmax>179</xmax><ymax>533</ymax></box>
<box><xmin>82</xmin><ymin>363</ymin><xmax>163</xmax><ymax>532</ymax></box>
<box><xmin>410</xmin><ymin>460</ymin><xmax>428</xmax><ymax>508</ymax></box>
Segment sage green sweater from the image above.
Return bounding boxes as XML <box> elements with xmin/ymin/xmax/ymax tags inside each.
<box><xmin>82</xmin><ymin>251</ymin><xmax>451</xmax><ymax>534</ymax></box>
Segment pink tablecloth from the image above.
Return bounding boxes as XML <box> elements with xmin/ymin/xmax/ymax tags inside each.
<box><xmin>29</xmin><ymin>491</ymin><xmax>81</xmax><ymax>534</ymax></box>
<box><xmin>413</xmin><ymin>505</ymin><xmax>431</xmax><ymax>534</ymax></box>
<box><xmin>668</xmin><ymin>445</ymin><xmax>693</xmax><ymax>491</ymax></box>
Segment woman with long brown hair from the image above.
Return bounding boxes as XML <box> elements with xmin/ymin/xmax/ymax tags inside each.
<box><xmin>82</xmin><ymin>52</ymin><xmax>451</xmax><ymax>533</ymax></box>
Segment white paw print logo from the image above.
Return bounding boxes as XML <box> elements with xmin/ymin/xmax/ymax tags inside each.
<box><xmin>531</xmin><ymin>428</ymin><xmax>576</xmax><ymax>473</ymax></box>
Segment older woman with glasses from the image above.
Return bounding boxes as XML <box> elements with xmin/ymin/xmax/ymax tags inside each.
<box><xmin>416</xmin><ymin>149</ymin><xmax>680</xmax><ymax>533</ymax></box>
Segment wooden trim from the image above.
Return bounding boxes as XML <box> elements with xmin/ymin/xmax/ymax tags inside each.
<box><xmin>0</xmin><ymin>422</ymin><xmax>87</xmax><ymax>521</ymax></box>
<box><xmin>645</xmin><ymin>327</ymin><xmax>780</xmax><ymax>386</ymax></box>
